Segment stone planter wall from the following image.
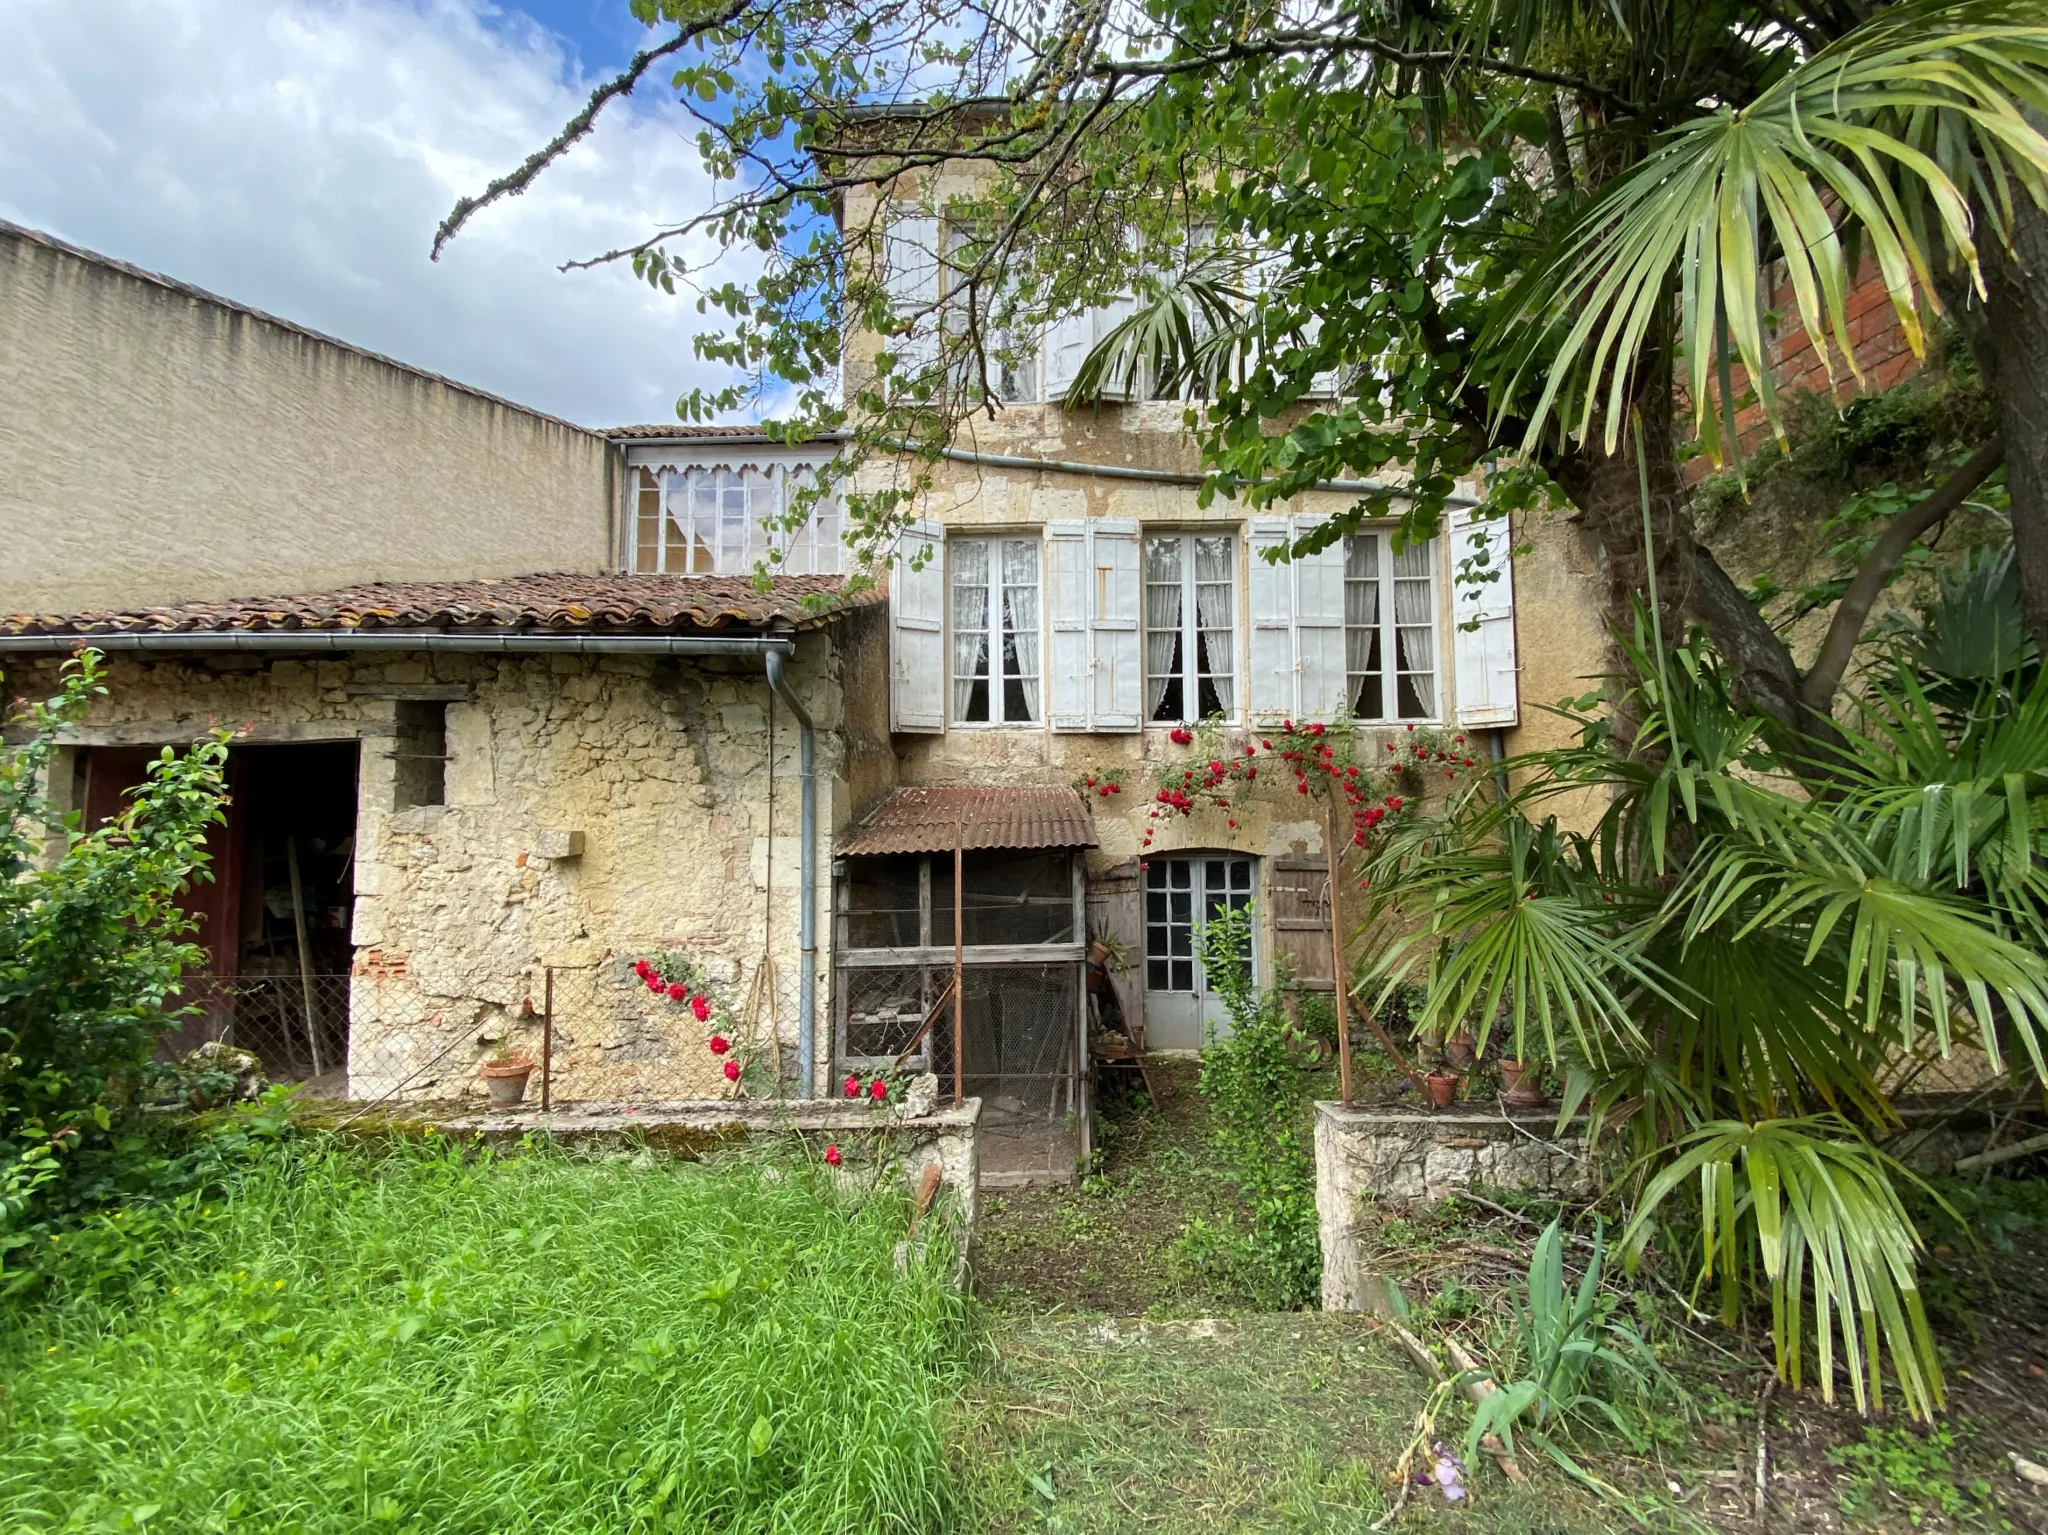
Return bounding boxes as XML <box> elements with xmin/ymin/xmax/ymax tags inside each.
<box><xmin>423</xmin><ymin>1096</ymin><xmax>983</xmax><ymax>1232</ymax></box>
<box><xmin>1315</xmin><ymin>1101</ymin><xmax>1591</xmax><ymax>1313</ymax></box>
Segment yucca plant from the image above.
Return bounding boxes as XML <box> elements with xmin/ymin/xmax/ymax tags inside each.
<box><xmin>1359</xmin><ymin>611</ymin><xmax>2048</xmax><ymax>1419</ymax></box>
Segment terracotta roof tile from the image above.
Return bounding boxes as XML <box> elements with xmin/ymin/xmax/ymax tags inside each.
<box><xmin>1</xmin><ymin>573</ymin><xmax>877</xmax><ymax>638</ymax></box>
<box><xmin>837</xmin><ymin>785</ymin><xmax>1100</xmax><ymax>857</ymax></box>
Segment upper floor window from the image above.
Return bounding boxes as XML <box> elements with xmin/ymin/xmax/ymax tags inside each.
<box><xmin>952</xmin><ymin>537</ymin><xmax>1042</xmax><ymax>724</ymax></box>
<box><xmin>1344</xmin><ymin>532</ymin><xmax>1437</xmax><ymax>720</ymax></box>
<box><xmin>629</xmin><ymin>464</ymin><xmax>842</xmax><ymax>576</ymax></box>
<box><xmin>1145</xmin><ymin>533</ymin><xmax>1236</xmax><ymax>723</ymax></box>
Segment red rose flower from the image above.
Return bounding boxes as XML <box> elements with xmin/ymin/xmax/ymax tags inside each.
<box><xmin>1386</xmin><ymin>796</ymin><xmax>1404</xmax><ymax>809</ymax></box>
<box><xmin>1405</xmin><ymin>723</ymin><xmax>1416</xmax><ymax>732</ymax></box>
<box><xmin>633</xmin><ymin>959</ymin><xmax>652</xmax><ymax>980</ymax></box>
<box><xmin>708</xmin><ymin>1034</ymin><xmax>731</xmax><ymax>1056</ymax></box>
<box><xmin>666</xmin><ymin>982</ymin><xmax>688</xmax><ymax>1001</ymax></box>
<box><xmin>646</xmin><ymin>974</ymin><xmax>665</xmax><ymax>993</ymax></box>
<box><xmin>824</xmin><ymin>1144</ymin><xmax>842</xmax><ymax>1167</ymax></box>
<box><xmin>843</xmin><ymin>1073</ymin><xmax>861</xmax><ymax>1098</ymax></box>
<box><xmin>691</xmin><ymin>994</ymin><xmax>712</xmax><ymax>1022</ymax></box>
<box><xmin>723</xmin><ymin>1059</ymin><xmax>741</xmax><ymax>1082</ymax></box>
<box><xmin>869</xmin><ymin>1078</ymin><xmax>888</xmax><ymax>1102</ymax></box>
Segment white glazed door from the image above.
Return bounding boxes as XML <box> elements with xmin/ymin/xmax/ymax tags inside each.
<box><xmin>1142</xmin><ymin>855</ymin><xmax>1254</xmax><ymax>1050</ymax></box>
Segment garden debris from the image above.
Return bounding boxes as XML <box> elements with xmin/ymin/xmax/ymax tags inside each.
<box><xmin>2011</xmin><ymin>1451</ymin><xmax>2048</xmax><ymax>1487</ymax></box>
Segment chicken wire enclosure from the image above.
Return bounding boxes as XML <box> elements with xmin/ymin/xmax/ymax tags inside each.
<box><xmin>834</xmin><ymin>847</ymin><xmax>1089</xmax><ymax>1182</ymax></box>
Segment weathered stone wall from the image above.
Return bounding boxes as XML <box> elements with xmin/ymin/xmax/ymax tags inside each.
<box><xmin>11</xmin><ymin>616</ymin><xmax>885</xmax><ymax>1103</ymax></box>
<box><xmin>1315</xmin><ymin>1102</ymin><xmax>1592</xmax><ymax>1313</ymax></box>
<box><xmin>0</xmin><ymin>222</ymin><xmax>614</xmax><ymax>615</ymax></box>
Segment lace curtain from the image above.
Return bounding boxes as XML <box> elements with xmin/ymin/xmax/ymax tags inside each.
<box><xmin>1193</xmin><ymin>535</ymin><xmax>1235</xmax><ymax>716</ymax></box>
<box><xmin>1000</xmin><ymin>539</ymin><xmax>1041</xmax><ymax>721</ymax></box>
<box><xmin>1393</xmin><ymin>542</ymin><xmax>1436</xmax><ymax>718</ymax></box>
<box><xmin>951</xmin><ymin>540</ymin><xmax>990</xmax><ymax>720</ymax></box>
<box><xmin>1144</xmin><ymin>538</ymin><xmax>1183</xmax><ymax>719</ymax></box>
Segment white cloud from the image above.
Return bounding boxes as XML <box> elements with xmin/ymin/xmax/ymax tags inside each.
<box><xmin>0</xmin><ymin>0</ymin><xmax>738</xmax><ymax>427</ymax></box>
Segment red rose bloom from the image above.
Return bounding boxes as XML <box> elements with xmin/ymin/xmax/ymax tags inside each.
<box><xmin>646</xmin><ymin>975</ymin><xmax>664</xmax><ymax>993</ymax></box>
<box><xmin>1169</xmin><ymin>726</ymin><xmax>1193</xmax><ymax>745</ymax></box>
<box><xmin>691</xmin><ymin>994</ymin><xmax>712</xmax><ymax>1022</ymax></box>
<box><xmin>869</xmin><ymin>1078</ymin><xmax>888</xmax><ymax>1102</ymax></box>
<box><xmin>723</xmin><ymin>1059</ymin><xmax>741</xmax><ymax>1082</ymax></box>
<box><xmin>633</xmin><ymin>959</ymin><xmax>652</xmax><ymax>980</ymax></box>
<box><xmin>824</xmin><ymin>1144</ymin><xmax>842</xmax><ymax>1167</ymax></box>
<box><xmin>843</xmin><ymin>1074</ymin><xmax>861</xmax><ymax>1098</ymax></box>
<box><xmin>666</xmin><ymin>982</ymin><xmax>688</xmax><ymax>1001</ymax></box>
<box><xmin>708</xmin><ymin>1034</ymin><xmax>731</xmax><ymax>1055</ymax></box>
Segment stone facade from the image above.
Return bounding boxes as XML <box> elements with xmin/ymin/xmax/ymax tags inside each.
<box><xmin>14</xmin><ymin>616</ymin><xmax>890</xmax><ymax>1103</ymax></box>
<box><xmin>1315</xmin><ymin>1101</ymin><xmax>1592</xmax><ymax>1313</ymax></box>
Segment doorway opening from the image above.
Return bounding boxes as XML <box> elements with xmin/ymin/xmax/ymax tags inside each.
<box><xmin>76</xmin><ymin>740</ymin><xmax>359</xmax><ymax>1090</ymax></box>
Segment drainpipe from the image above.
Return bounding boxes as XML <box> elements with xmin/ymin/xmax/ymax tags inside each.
<box><xmin>761</xmin><ymin>647</ymin><xmax>817</xmax><ymax>1098</ymax></box>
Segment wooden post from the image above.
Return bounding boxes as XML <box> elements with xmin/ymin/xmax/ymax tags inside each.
<box><xmin>1325</xmin><ymin>800</ymin><xmax>1354</xmax><ymax>1108</ymax></box>
<box><xmin>285</xmin><ymin>835</ymin><xmax>323</xmax><ymax>1079</ymax></box>
<box><xmin>952</xmin><ymin>820</ymin><xmax>965</xmax><ymax>1106</ymax></box>
<box><xmin>541</xmin><ymin>966</ymin><xmax>554</xmax><ymax>1112</ymax></box>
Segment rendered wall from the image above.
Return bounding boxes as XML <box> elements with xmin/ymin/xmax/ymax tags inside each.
<box><xmin>0</xmin><ymin>224</ymin><xmax>614</xmax><ymax>615</ymax></box>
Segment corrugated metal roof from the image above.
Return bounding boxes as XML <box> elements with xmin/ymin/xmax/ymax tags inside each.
<box><xmin>606</xmin><ymin>423</ymin><xmax>847</xmax><ymax>443</ymax></box>
<box><xmin>1</xmin><ymin>573</ymin><xmax>877</xmax><ymax>638</ymax></box>
<box><xmin>837</xmin><ymin>785</ymin><xmax>1100</xmax><ymax>857</ymax></box>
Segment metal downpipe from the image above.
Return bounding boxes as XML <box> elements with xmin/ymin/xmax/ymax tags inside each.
<box><xmin>762</xmin><ymin>648</ymin><xmax>817</xmax><ymax>1098</ymax></box>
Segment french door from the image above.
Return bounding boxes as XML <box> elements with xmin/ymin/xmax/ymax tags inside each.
<box><xmin>1142</xmin><ymin>854</ymin><xmax>1254</xmax><ymax>1050</ymax></box>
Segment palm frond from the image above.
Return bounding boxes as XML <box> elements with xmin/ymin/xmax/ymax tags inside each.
<box><xmin>1488</xmin><ymin>0</ymin><xmax>2048</xmax><ymax>456</ymax></box>
<box><xmin>1068</xmin><ymin>253</ymin><xmax>1258</xmax><ymax>404</ymax></box>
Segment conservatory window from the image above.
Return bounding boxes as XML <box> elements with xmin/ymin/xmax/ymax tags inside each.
<box><xmin>629</xmin><ymin>465</ymin><xmax>842</xmax><ymax>576</ymax></box>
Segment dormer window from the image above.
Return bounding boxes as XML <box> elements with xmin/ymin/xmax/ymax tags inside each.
<box><xmin>626</xmin><ymin>458</ymin><xmax>842</xmax><ymax>576</ymax></box>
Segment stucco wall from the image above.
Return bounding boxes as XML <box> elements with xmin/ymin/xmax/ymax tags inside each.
<box><xmin>0</xmin><ymin>223</ymin><xmax>614</xmax><ymax>615</ymax></box>
<box><xmin>12</xmin><ymin>619</ymin><xmax>882</xmax><ymax>1102</ymax></box>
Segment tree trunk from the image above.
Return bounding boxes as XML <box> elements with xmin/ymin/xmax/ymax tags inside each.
<box><xmin>1982</xmin><ymin>192</ymin><xmax>2048</xmax><ymax>655</ymax></box>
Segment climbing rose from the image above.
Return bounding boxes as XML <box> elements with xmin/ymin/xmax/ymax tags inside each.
<box><xmin>869</xmin><ymin>1078</ymin><xmax>888</xmax><ymax>1102</ymax></box>
<box><xmin>633</xmin><ymin>959</ymin><xmax>652</xmax><ymax>980</ymax></box>
<box><xmin>824</xmin><ymin>1144</ymin><xmax>842</xmax><ymax>1167</ymax></box>
<box><xmin>666</xmin><ymin>982</ymin><xmax>688</xmax><ymax>1001</ymax></box>
<box><xmin>708</xmin><ymin>1034</ymin><xmax>731</xmax><ymax>1056</ymax></box>
<box><xmin>691</xmin><ymin>994</ymin><xmax>712</xmax><ymax>1022</ymax></box>
<box><xmin>843</xmin><ymin>1073</ymin><xmax>861</xmax><ymax>1098</ymax></box>
<box><xmin>1169</xmin><ymin>726</ymin><xmax>1193</xmax><ymax>745</ymax></box>
<box><xmin>723</xmin><ymin>1059</ymin><xmax>741</xmax><ymax>1082</ymax></box>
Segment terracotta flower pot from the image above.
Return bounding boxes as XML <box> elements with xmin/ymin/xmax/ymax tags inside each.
<box><xmin>1420</xmin><ymin>1071</ymin><xmax>1461</xmax><ymax>1110</ymax></box>
<box><xmin>1444</xmin><ymin>1032</ymin><xmax>1479</xmax><ymax>1072</ymax></box>
<box><xmin>1499</xmin><ymin>1058</ymin><xmax>1547</xmax><ymax>1110</ymax></box>
<box><xmin>480</xmin><ymin>1058</ymin><xmax>535</xmax><ymax>1108</ymax></box>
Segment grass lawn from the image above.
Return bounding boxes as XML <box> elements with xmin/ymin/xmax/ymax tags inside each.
<box><xmin>0</xmin><ymin>1136</ymin><xmax>966</xmax><ymax>1534</ymax></box>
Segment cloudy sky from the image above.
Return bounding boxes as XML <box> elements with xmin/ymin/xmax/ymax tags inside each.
<box><xmin>0</xmin><ymin>0</ymin><xmax>741</xmax><ymax>428</ymax></box>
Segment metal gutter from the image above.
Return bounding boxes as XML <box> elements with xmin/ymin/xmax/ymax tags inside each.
<box><xmin>762</xmin><ymin>649</ymin><xmax>818</xmax><ymax>1098</ymax></box>
<box><xmin>0</xmin><ymin>631</ymin><xmax>797</xmax><ymax>656</ymax></box>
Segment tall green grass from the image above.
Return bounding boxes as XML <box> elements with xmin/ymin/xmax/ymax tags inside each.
<box><xmin>0</xmin><ymin>1136</ymin><xmax>965</xmax><ymax>1533</ymax></box>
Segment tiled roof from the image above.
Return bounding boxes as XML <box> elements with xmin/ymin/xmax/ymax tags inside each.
<box><xmin>605</xmin><ymin>423</ymin><xmax>847</xmax><ymax>443</ymax></box>
<box><xmin>1</xmin><ymin>573</ymin><xmax>877</xmax><ymax>638</ymax></box>
<box><xmin>837</xmin><ymin>785</ymin><xmax>1100</xmax><ymax>857</ymax></box>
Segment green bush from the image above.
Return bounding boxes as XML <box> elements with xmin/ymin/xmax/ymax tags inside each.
<box><xmin>0</xmin><ymin>1135</ymin><xmax>967</xmax><ymax>1533</ymax></box>
<box><xmin>1179</xmin><ymin>905</ymin><xmax>1320</xmax><ymax>1309</ymax></box>
<box><xmin>1</xmin><ymin>653</ymin><xmax>230</xmax><ymax>1262</ymax></box>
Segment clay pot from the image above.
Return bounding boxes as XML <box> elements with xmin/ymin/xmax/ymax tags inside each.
<box><xmin>1443</xmin><ymin>1032</ymin><xmax>1479</xmax><ymax>1072</ymax></box>
<box><xmin>1420</xmin><ymin>1071</ymin><xmax>1461</xmax><ymax>1110</ymax></box>
<box><xmin>1499</xmin><ymin>1058</ymin><xmax>1547</xmax><ymax>1110</ymax></box>
<box><xmin>480</xmin><ymin>1058</ymin><xmax>535</xmax><ymax>1108</ymax></box>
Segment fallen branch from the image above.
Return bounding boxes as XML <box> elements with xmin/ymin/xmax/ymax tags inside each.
<box><xmin>1753</xmin><ymin>1374</ymin><xmax>1775</xmax><ymax>1523</ymax></box>
<box><xmin>1955</xmin><ymin>1130</ymin><xmax>2048</xmax><ymax>1173</ymax></box>
<box><xmin>1377</xmin><ymin>1320</ymin><xmax>1528</xmax><ymax>1484</ymax></box>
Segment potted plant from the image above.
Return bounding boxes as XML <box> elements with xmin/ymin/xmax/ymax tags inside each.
<box><xmin>1499</xmin><ymin>1058</ymin><xmax>1547</xmax><ymax>1110</ymax></box>
<box><xmin>1420</xmin><ymin>1069</ymin><xmax>1461</xmax><ymax>1110</ymax></box>
<box><xmin>1443</xmin><ymin>1029</ymin><xmax>1479</xmax><ymax>1072</ymax></box>
<box><xmin>479</xmin><ymin>1044</ymin><xmax>536</xmax><ymax>1108</ymax></box>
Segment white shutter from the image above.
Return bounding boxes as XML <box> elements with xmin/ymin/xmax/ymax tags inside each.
<box><xmin>1045</xmin><ymin>521</ymin><xmax>1092</xmax><ymax>731</ymax></box>
<box><xmin>1039</xmin><ymin>310</ymin><xmax>1094</xmax><ymax>400</ymax></box>
<box><xmin>1246</xmin><ymin>518</ymin><xmax>1296</xmax><ymax>723</ymax></box>
<box><xmin>1291</xmin><ymin>515</ymin><xmax>1348</xmax><ymax>721</ymax></box>
<box><xmin>1089</xmin><ymin>519</ymin><xmax>1143</xmax><ymax>730</ymax></box>
<box><xmin>1088</xmin><ymin>295</ymin><xmax>1142</xmax><ymax>401</ymax></box>
<box><xmin>890</xmin><ymin>518</ymin><xmax>946</xmax><ymax>732</ymax></box>
<box><xmin>882</xmin><ymin>218</ymin><xmax>941</xmax><ymax>387</ymax></box>
<box><xmin>1299</xmin><ymin>315</ymin><xmax>1341</xmax><ymax>400</ymax></box>
<box><xmin>1450</xmin><ymin>507</ymin><xmax>1520</xmax><ymax>727</ymax></box>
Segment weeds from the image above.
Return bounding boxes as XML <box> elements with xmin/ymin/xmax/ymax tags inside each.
<box><xmin>0</xmin><ymin>1134</ymin><xmax>965</xmax><ymax>1533</ymax></box>
<box><xmin>1828</xmin><ymin>1424</ymin><xmax>1997</xmax><ymax>1528</ymax></box>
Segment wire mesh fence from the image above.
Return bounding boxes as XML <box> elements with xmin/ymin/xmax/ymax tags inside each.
<box><xmin>168</xmin><ymin>974</ymin><xmax>352</xmax><ymax>1094</ymax></box>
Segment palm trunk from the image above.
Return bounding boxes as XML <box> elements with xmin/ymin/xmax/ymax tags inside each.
<box><xmin>1982</xmin><ymin>193</ymin><xmax>2048</xmax><ymax>655</ymax></box>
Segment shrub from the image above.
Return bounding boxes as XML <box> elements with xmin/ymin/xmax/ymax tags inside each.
<box><xmin>1180</xmin><ymin>905</ymin><xmax>1320</xmax><ymax>1308</ymax></box>
<box><xmin>0</xmin><ymin>653</ymin><xmax>230</xmax><ymax>1266</ymax></box>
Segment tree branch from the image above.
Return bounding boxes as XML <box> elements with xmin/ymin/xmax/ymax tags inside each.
<box><xmin>431</xmin><ymin>7</ymin><xmax>750</xmax><ymax>260</ymax></box>
<box><xmin>1798</xmin><ymin>436</ymin><xmax>2007</xmax><ymax>712</ymax></box>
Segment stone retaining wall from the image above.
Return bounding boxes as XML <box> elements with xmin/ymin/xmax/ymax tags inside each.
<box><xmin>1315</xmin><ymin>1101</ymin><xmax>1591</xmax><ymax>1313</ymax></box>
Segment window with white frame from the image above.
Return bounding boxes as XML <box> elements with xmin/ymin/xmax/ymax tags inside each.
<box><xmin>1344</xmin><ymin>532</ymin><xmax>1438</xmax><ymax>719</ymax></box>
<box><xmin>951</xmin><ymin>537</ymin><xmax>1043</xmax><ymax>724</ymax></box>
<box><xmin>1144</xmin><ymin>533</ymin><xmax>1237</xmax><ymax>723</ymax></box>
<box><xmin>629</xmin><ymin>465</ymin><xmax>842</xmax><ymax>576</ymax></box>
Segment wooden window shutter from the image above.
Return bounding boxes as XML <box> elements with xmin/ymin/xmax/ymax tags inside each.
<box><xmin>1290</xmin><ymin>513</ymin><xmax>1348</xmax><ymax>722</ymax></box>
<box><xmin>1246</xmin><ymin>517</ymin><xmax>1295</xmax><ymax>723</ymax></box>
<box><xmin>1449</xmin><ymin>506</ymin><xmax>1520</xmax><ymax>727</ymax></box>
<box><xmin>881</xmin><ymin>218</ymin><xmax>942</xmax><ymax>387</ymax></box>
<box><xmin>889</xmin><ymin>518</ymin><xmax>946</xmax><ymax>732</ymax></box>
<box><xmin>1045</xmin><ymin>520</ymin><xmax>1092</xmax><ymax>730</ymax></box>
<box><xmin>1088</xmin><ymin>519</ymin><xmax>1143</xmax><ymax>730</ymax></box>
<box><xmin>1268</xmin><ymin>856</ymin><xmax>1334</xmax><ymax>990</ymax></box>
